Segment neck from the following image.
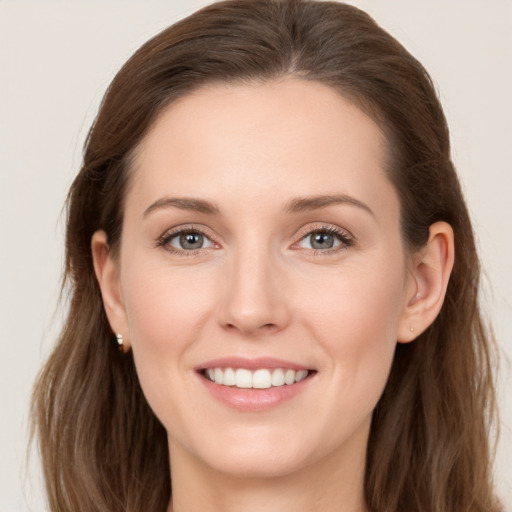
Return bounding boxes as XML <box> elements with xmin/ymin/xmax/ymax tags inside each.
<box><xmin>166</xmin><ymin>428</ymin><xmax>369</xmax><ymax>512</ymax></box>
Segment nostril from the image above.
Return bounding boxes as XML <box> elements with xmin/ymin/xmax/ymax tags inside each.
<box><xmin>223</xmin><ymin>321</ymin><xmax>279</xmax><ymax>335</ymax></box>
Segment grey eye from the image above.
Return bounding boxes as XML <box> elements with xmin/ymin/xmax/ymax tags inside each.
<box><xmin>309</xmin><ymin>232</ymin><xmax>336</xmax><ymax>250</ymax></box>
<box><xmin>169</xmin><ymin>231</ymin><xmax>212</xmax><ymax>250</ymax></box>
<box><xmin>297</xmin><ymin>230</ymin><xmax>344</xmax><ymax>251</ymax></box>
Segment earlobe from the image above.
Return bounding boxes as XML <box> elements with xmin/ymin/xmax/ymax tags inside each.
<box><xmin>91</xmin><ymin>230</ymin><xmax>130</xmax><ymax>351</ymax></box>
<box><xmin>397</xmin><ymin>221</ymin><xmax>455</xmax><ymax>343</ymax></box>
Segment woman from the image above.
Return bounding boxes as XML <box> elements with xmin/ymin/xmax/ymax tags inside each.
<box><xmin>31</xmin><ymin>1</ymin><xmax>501</xmax><ymax>511</ymax></box>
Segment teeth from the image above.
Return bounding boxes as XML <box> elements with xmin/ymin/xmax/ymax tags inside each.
<box><xmin>214</xmin><ymin>368</ymin><xmax>224</xmax><ymax>385</ymax></box>
<box><xmin>204</xmin><ymin>367</ymin><xmax>311</xmax><ymax>388</ymax></box>
<box><xmin>295</xmin><ymin>369</ymin><xmax>308</xmax><ymax>382</ymax></box>
<box><xmin>284</xmin><ymin>369</ymin><xmax>295</xmax><ymax>385</ymax></box>
<box><xmin>253</xmin><ymin>369</ymin><xmax>272</xmax><ymax>389</ymax></box>
<box><xmin>271</xmin><ymin>368</ymin><xmax>285</xmax><ymax>387</ymax></box>
<box><xmin>223</xmin><ymin>367</ymin><xmax>236</xmax><ymax>386</ymax></box>
<box><xmin>235</xmin><ymin>369</ymin><xmax>252</xmax><ymax>388</ymax></box>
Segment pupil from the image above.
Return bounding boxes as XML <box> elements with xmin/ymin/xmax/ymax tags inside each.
<box><xmin>180</xmin><ymin>232</ymin><xmax>203</xmax><ymax>250</ymax></box>
<box><xmin>311</xmin><ymin>232</ymin><xmax>334</xmax><ymax>249</ymax></box>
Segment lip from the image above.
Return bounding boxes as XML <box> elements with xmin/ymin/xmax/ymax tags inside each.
<box><xmin>196</xmin><ymin>357</ymin><xmax>316</xmax><ymax>411</ymax></box>
<box><xmin>196</xmin><ymin>356</ymin><xmax>311</xmax><ymax>371</ymax></box>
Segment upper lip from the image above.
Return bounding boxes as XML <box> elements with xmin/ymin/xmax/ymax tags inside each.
<box><xmin>196</xmin><ymin>357</ymin><xmax>312</xmax><ymax>371</ymax></box>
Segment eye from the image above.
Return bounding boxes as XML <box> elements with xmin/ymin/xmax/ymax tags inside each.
<box><xmin>303</xmin><ymin>231</ymin><xmax>339</xmax><ymax>250</ymax></box>
<box><xmin>159</xmin><ymin>228</ymin><xmax>215</xmax><ymax>253</ymax></box>
<box><xmin>294</xmin><ymin>226</ymin><xmax>353</xmax><ymax>252</ymax></box>
<box><xmin>173</xmin><ymin>231</ymin><xmax>211</xmax><ymax>250</ymax></box>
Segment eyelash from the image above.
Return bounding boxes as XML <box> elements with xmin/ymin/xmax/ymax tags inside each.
<box><xmin>156</xmin><ymin>224</ymin><xmax>354</xmax><ymax>256</ymax></box>
<box><xmin>156</xmin><ymin>224</ymin><xmax>218</xmax><ymax>256</ymax></box>
<box><xmin>292</xmin><ymin>224</ymin><xmax>354</xmax><ymax>255</ymax></box>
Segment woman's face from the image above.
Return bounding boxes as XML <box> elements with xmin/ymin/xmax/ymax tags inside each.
<box><xmin>112</xmin><ymin>79</ymin><xmax>416</xmax><ymax>478</ymax></box>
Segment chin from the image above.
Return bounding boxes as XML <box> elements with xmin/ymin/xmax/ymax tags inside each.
<box><xmin>175</xmin><ymin>420</ymin><xmax>346</xmax><ymax>480</ymax></box>
<box><xmin>205</xmin><ymin>445</ymin><xmax>311</xmax><ymax>479</ymax></box>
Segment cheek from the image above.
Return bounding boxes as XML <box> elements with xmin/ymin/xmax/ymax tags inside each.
<box><xmin>119</xmin><ymin>259</ymin><xmax>218</xmax><ymax>404</ymax></box>
<box><xmin>118</xmin><ymin>261</ymin><xmax>223</xmax><ymax>438</ymax></box>
<box><xmin>122</xmin><ymin>260</ymin><xmax>215</xmax><ymax>350</ymax></box>
<box><xmin>301</xmin><ymin>256</ymin><xmax>405</xmax><ymax>336</ymax></box>
<box><xmin>297</xmin><ymin>256</ymin><xmax>406</xmax><ymax>402</ymax></box>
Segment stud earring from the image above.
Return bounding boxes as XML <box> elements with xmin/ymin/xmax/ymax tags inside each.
<box><xmin>409</xmin><ymin>327</ymin><xmax>415</xmax><ymax>333</ymax></box>
<box><xmin>116</xmin><ymin>333</ymin><xmax>124</xmax><ymax>347</ymax></box>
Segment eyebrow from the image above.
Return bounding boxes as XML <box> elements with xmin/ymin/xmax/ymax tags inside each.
<box><xmin>143</xmin><ymin>197</ymin><xmax>221</xmax><ymax>217</ymax></box>
<box><xmin>143</xmin><ymin>193</ymin><xmax>374</xmax><ymax>218</ymax></box>
<box><xmin>284</xmin><ymin>194</ymin><xmax>375</xmax><ymax>217</ymax></box>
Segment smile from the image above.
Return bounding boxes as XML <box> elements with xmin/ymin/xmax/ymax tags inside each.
<box><xmin>204</xmin><ymin>367</ymin><xmax>310</xmax><ymax>389</ymax></box>
<box><xmin>197</xmin><ymin>357</ymin><xmax>316</xmax><ymax>410</ymax></box>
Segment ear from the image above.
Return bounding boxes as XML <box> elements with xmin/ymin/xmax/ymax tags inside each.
<box><xmin>91</xmin><ymin>230</ymin><xmax>130</xmax><ymax>351</ymax></box>
<box><xmin>397</xmin><ymin>221</ymin><xmax>455</xmax><ymax>343</ymax></box>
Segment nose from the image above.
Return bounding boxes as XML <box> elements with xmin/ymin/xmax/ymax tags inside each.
<box><xmin>216</xmin><ymin>245</ymin><xmax>291</xmax><ymax>337</ymax></box>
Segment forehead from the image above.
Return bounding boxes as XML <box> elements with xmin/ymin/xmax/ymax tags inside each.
<box><xmin>128</xmin><ymin>78</ymin><xmax>397</xmax><ymax>220</ymax></box>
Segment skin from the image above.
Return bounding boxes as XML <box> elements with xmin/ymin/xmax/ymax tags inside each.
<box><xmin>93</xmin><ymin>78</ymin><xmax>454</xmax><ymax>512</ymax></box>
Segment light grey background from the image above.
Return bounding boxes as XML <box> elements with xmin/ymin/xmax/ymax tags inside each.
<box><xmin>1</xmin><ymin>1</ymin><xmax>511</xmax><ymax>510</ymax></box>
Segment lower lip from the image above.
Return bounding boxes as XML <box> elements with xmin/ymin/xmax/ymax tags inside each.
<box><xmin>198</xmin><ymin>372</ymin><xmax>314</xmax><ymax>411</ymax></box>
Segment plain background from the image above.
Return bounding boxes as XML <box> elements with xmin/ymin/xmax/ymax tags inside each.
<box><xmin>1</xmin><ymin>1</ymin><xmax>511</xmax><ymax>510</ymax></box>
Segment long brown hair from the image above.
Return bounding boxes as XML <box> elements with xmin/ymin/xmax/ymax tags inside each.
<box><xmin>31</xmin><ymin>1</ymin><xmax>500</xmax><ymax>511</ymax></box>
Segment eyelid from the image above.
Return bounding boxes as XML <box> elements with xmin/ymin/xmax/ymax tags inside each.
<box><xmin>290</xmin><ymin>223</ymin><xmax>355</xmax><ymax>252</ymax></box>
<box><xmin>156</xmin><ymin>223</ymin><xmax>221</xmax><ymax>253</ymax></box>
<box><xmin>155</xmin><ymin>222</ymin><xmax>354</xmax><ymax>255</ymax></box>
